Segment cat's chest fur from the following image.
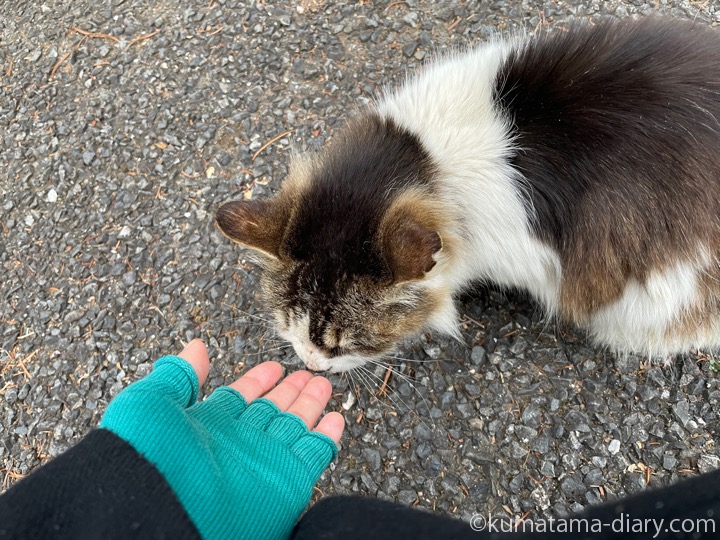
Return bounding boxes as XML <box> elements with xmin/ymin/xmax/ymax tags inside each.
<box><xmin>217</xmin><ymin>17</ymin><xmax>720</xmax><ymax>371</ymax></box>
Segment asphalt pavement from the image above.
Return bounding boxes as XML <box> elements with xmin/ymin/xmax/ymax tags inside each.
<box><xmin>1</xmin><ymin>0</ymin><xmax>718</xmax><ymax>524</ymax></box>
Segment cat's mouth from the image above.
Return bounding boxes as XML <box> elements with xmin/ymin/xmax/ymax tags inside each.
<box><xmin>297</xmin><ymin>346</ymin><xmax>375</xmax><ymax>374</ymax></box>
<box><xmin>310</xmin><ymin>355</ymin><xmax>372</xmax><ymax>374</ymax></box>
<box><xmin>280</xmin><ymin>332</ymin><xmax>377</xmax><ymax>373</ymax></box>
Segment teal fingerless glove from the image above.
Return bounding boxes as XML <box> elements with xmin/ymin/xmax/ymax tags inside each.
<box><xmin>99</xmin><ymin>356</ymin><xmax>337</xmax><ymax>540</ymax></box>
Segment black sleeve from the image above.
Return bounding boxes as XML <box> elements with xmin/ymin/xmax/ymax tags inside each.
<box><xmin>292</xmin><ymin>467</ymin><xmax>720</xmax><ymax>540</ymax></box>
<box><xmin>0</xmin><ymin>429</ymin><xmax>201</xmax><ymax>540</ymax></box>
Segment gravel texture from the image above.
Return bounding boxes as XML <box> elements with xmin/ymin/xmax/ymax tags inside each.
<box><xmin>1</xmin><ymin>0</ymin><xmax>719</xmax><ymax>525</ymax></box>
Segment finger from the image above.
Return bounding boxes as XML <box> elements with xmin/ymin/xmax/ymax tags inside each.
<box><xmin>314</xmin><ymin>411</ymin><xmax>345</xmax><ymax>445</ymax></box>
<box><xmin>228</xmin><ymin>361</ymin><xmax>284</xmax><ymax>402</ymax></box>
<box><xmin>177</xmin><ymin>339</ymin><xmax>210</xmax><ymax>386</ymax></box>
<box><xmin>286</xmin><ymin>376</ymin><xmax>332</xmax><ymax>429</ymax></box>
<box><xmin>262</xmin><ymin>370</ymin><xmax>314</xmax><ymax>411</ymax></box>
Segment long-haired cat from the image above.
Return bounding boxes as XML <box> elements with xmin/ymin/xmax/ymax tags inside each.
<box><xmin>217</xmin><ymin>17</ymin><xmax>720</xmax><ymax>373</ymax></box>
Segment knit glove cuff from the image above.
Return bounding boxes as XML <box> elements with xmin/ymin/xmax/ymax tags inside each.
<box><xmin>100</xmin><ymin>355</ymin><xmax>337</xmax><ymax>540</ymax></box>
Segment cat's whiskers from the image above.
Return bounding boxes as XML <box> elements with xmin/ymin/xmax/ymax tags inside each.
<box><xmin>243</xmin><ymin>344</ymin><xmax>294</xmax><ymax>357</ymax></box>
<box><xmin>347</xmin><ymin>367</ymin><xmax>374</xmax><ymax>407</ymax></box>
<box><xmin>366</xmin><ymin>359</ymin><xmax>434</xmax><ymax>423</ymax></box>
<box><xmin>353</xmin><ymin>366</ymin><xmax>413</xmax><ymax>424</ymax></box>
<box><xmin>227</xmin><ymin>264</ymin><xmax>260</xmax><ymax>284</ymax></box>
<box><xmin>202</xmin><ymin>319</ymin><xmax>273</xmax><ymax>330</ymax></box>
<box><xmin>200</xmin><ymin>303</ymin><xmax>295</xmax><ymax>363</ymax></box>
<box><xmin>352</xmin><ymin>365</ymin><xmax>408</xmax><ymax>417</ymax></box>
<box><xmin>201</xmin><ymin>309</ymin><xmax>278</xmax><ymax>342</ymax></box>
<box><xmin>218</xmin><ymin>305</ymin><xmax>275</xmax><ymax>325</ymax></box>
<box><xmin>356</xmin><ymin>364</ymin><xmax>435</xmax><ymax>430</ymax></box>
<box><xmin>383</xmin><ymin>354</ymin><xmax>438</xmax><ymax>364</ymax></box>
<box><xmin>344</xmin><ymin>369</ymin><xmax>362</xmax><ymax>409</ymax></box>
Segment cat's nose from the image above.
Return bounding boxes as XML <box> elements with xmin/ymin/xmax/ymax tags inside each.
<box><xmin>293</xmin><ymin>337</ymin><xmax>333</xmax><ymax>372</ymax></box>
<box><xmin>298</xmin><ymin>351</ymin><xmax>324</xmax><ymax>372</ymax></box>
<box><xmin>302</xmin><ymin>359</ymin><xmax>329</xmax><ymax>373</ymax></box>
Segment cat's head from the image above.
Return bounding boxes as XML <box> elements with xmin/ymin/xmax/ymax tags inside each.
<box><xmin>216</xmin><ymin>116</ymin><xmax>458</xmax><ymax>372</ymax></box>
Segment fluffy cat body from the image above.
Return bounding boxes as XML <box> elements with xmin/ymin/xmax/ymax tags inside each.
<box><xmin>218</xmin><ymin>17</ymin><xmax>720</xmax><ymax>372</ymax></box>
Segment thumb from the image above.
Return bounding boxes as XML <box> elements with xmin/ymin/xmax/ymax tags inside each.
<box><xmin>178</xmin><ymin>339</ymin><xmax>210</xmax><ymax>386</ymax></box>
<box><xmin>133</xmin><ymin>340</ymin><xmax>210</xmax><ymax>407</ymax></box>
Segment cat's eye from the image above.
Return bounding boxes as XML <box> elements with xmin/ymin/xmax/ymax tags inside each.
<box><xmin>337</xmin><ymin>338</ymin><xmax>368</xmax><ymax>352</ymax></box>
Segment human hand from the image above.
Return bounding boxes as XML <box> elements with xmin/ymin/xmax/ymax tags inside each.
<box><xmin>100</xmin><ymin>339</ymin><xmax>345</xmax><ymax>540</ymax></box>
<box><xmin>176</xmin><ymin>339</ymin><xmax>344</xmax><ymax>444</ymax></box>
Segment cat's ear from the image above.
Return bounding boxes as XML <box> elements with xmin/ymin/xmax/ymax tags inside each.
<box><xmin>385</xmin><ymin>223</ymin><xmax>442</xmax><ymax>282</ymax></box>
<box><xmin>379</xmin><ymin>199</ymin><xmax>443</xmax><ymax>283</ymax></box>
<box><xmin>215</xmin><ymin>199</ymin><xmax>288</xmax><ymax>258</ymax></box>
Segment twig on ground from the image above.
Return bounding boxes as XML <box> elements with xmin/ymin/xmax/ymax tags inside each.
<box><xmin>126</xmin><ymin>29</ymin><xmax>160</xmax><ymax>50</ymax></box>
<box><xmin>252</xmin><ymin>131</ymin><xmax>291</xmax><ymax>161</ymax></box>
<box><xmin>70</xmin><ymin>26</ymin><xmax>120</xmax><ymax>43</ymax></box>
<box><xmin>49</xmin><ymin>37</ymin><xmax>86</xmax><ymax>80</ymax></box>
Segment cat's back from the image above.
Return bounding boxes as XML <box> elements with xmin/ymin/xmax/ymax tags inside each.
<box><xmin>505</xmin><ymin>18</ymin><xmax>720</xmax><ymax>354</ymax></box>
<box><xmin>495</xmin><ymin>17</ymin><xmax>720</xmax><ymax>252</ymax></box>
<box><xmin>500</xmin><ymin>17</ymin><xmax>720</xmax><ymax>105</ymax></box>
<box><xmin>379</xmin><ymin>17</ymin><xmax>720</xmax><ymax>355</ymax></box>
<box><xmin>498</xmin><ymin>17</ymin><xmax>720</xmax><ymax>208</ymax></box>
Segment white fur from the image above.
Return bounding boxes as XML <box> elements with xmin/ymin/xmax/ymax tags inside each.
<box><xmin>589</xmin><ymin>261</ymin><xmax>698</xmax><ymax>354</ymax></box>
<box><xmin>589</xmin><ymin>256</ymin><xmax>720</xmax><ymax>356</ymax></box>
<box><xmin>376</xmin><ymin>39</ymin><xmax>563</xmax><ymax>319</ymax></box>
